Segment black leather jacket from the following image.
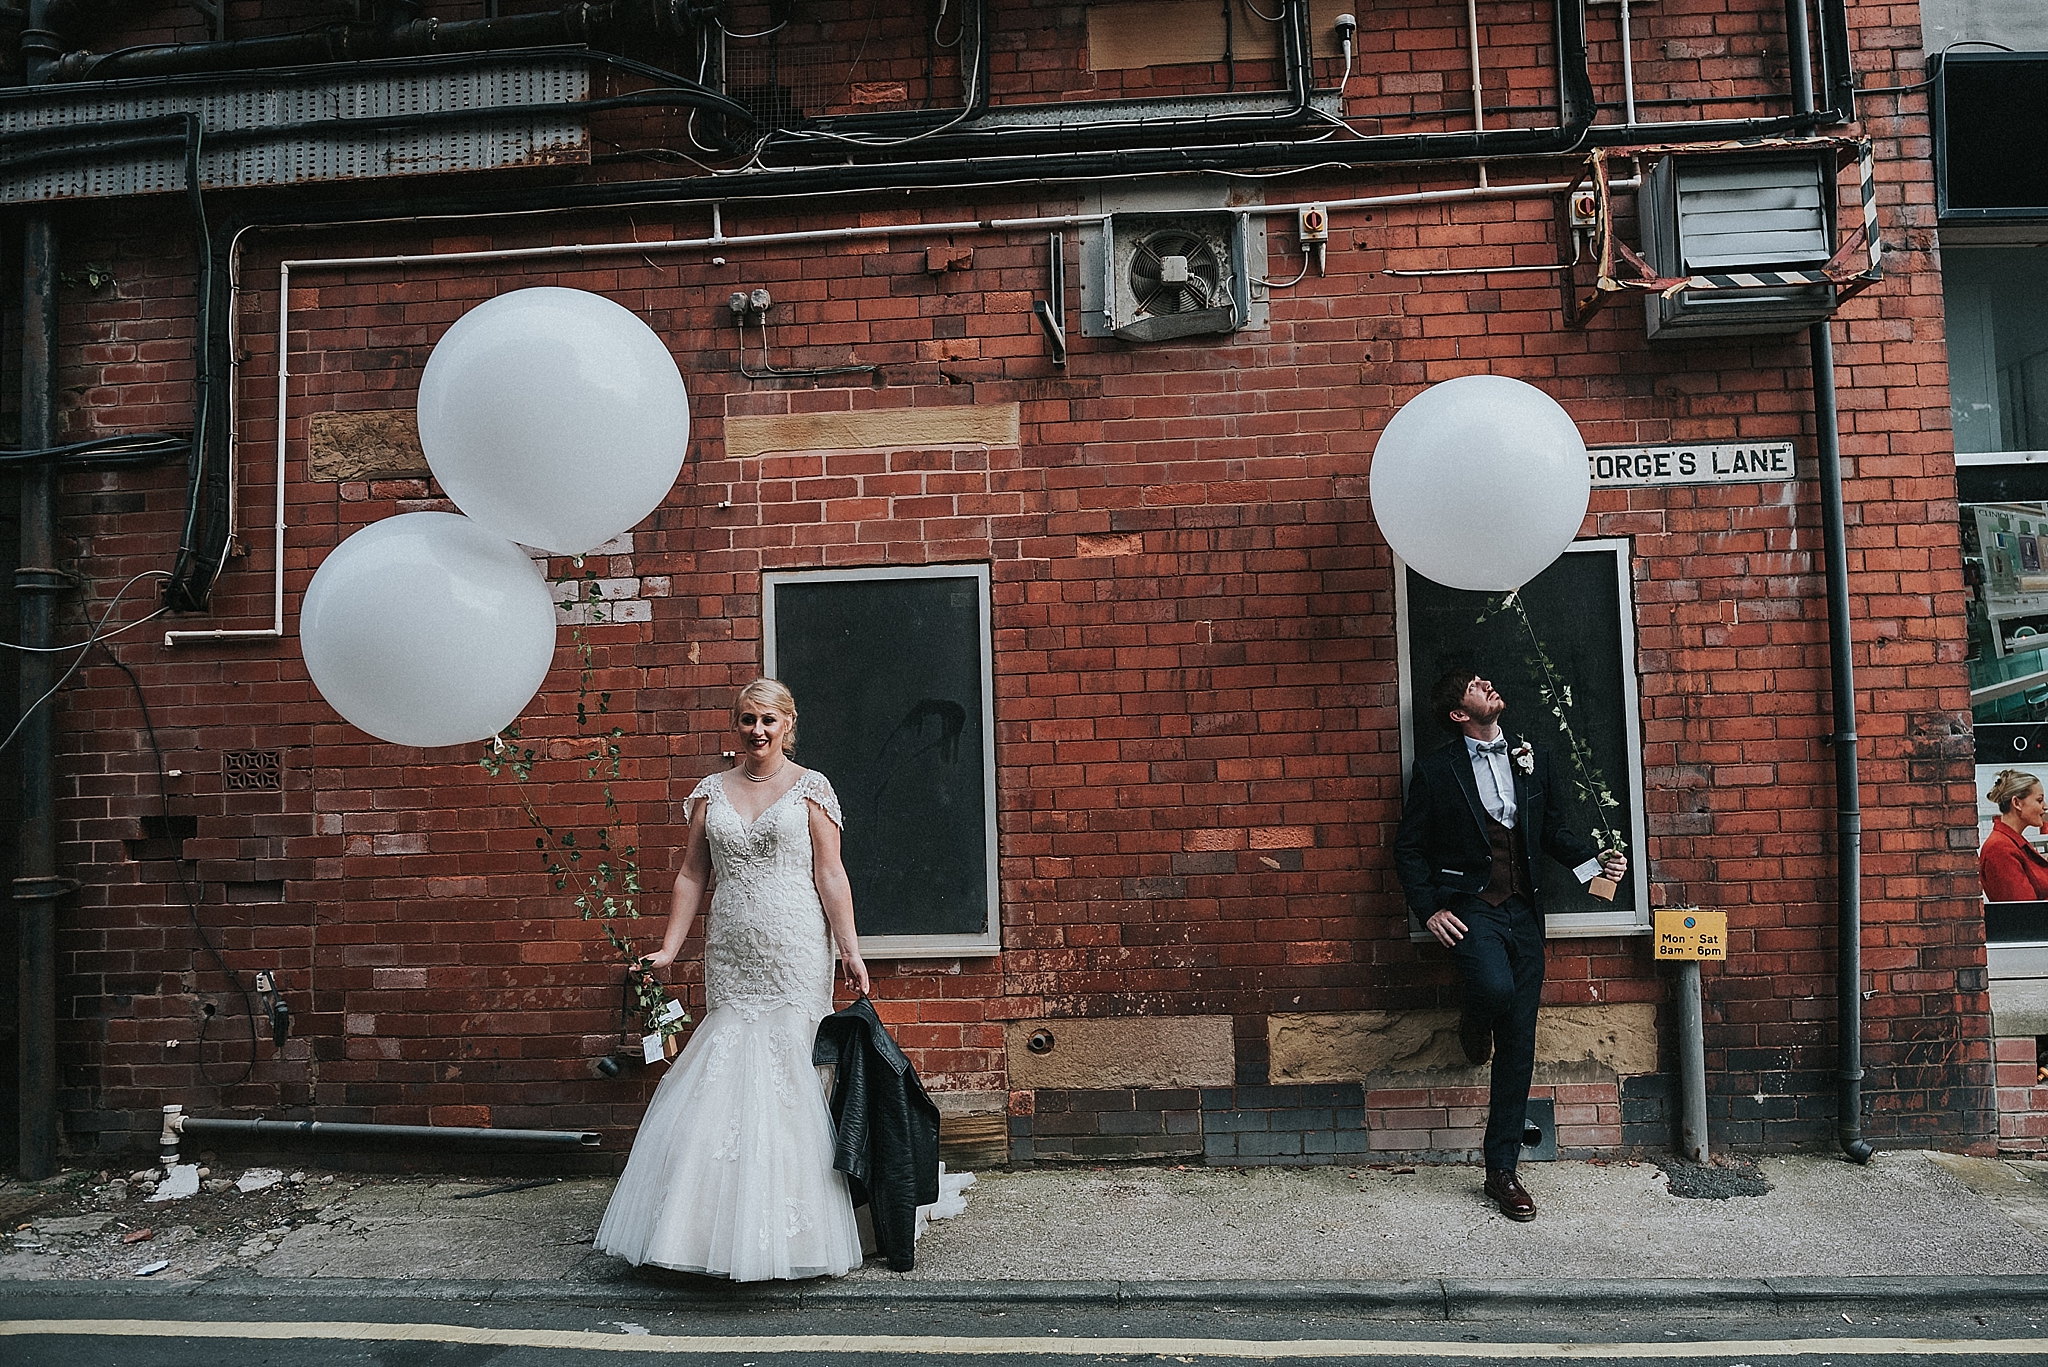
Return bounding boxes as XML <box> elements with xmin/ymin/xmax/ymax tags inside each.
<box><xmin>812</xmin><ymin>997</ymin><xmax>940</xmax><ymax>1271</ymax></box>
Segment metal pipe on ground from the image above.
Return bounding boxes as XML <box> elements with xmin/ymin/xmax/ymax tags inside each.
<box><xmin>159</xmin><ymin>1105</ymin><xmax>600</xmax><ymax>1166</ymax></box>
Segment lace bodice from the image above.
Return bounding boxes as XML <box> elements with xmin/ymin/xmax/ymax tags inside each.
<box><xmin>689</xmin><ymin>769</ymin><xmax>842</xmax><ymax>1021</ymax></box>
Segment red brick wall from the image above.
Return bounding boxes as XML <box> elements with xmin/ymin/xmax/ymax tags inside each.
<box><xmin>20</xmin><ymin>0</ymin><xmax>1995</xmax><ymax>1158</ymax></box>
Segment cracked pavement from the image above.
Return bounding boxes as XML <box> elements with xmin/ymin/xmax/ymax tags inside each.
<box><xmin>5</xmin><ymin>1149</ymin><xmax>2048</xmax><ymax>1288</ymax></box>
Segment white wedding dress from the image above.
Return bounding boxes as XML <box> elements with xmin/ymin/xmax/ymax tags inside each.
<box><xmin>595</xmin><ymin>768</ymin><xmax>865</xmax><ymax>1281</ymax></box>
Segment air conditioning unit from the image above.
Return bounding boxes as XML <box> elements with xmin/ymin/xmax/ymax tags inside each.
<box><xmin>1098</xmin><ymin>212</ymin><xmax>1251</xmax><ymax>343</ymax></box>
<box><xmin>1639</xmin><ymin>151</ymin><xmax>1838</xmax><ymax>341</ymax></box>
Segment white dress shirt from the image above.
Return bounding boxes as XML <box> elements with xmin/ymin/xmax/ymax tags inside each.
<box><xmin>1465</xmin><ymin>735</ymin><xmax>1518</xmax><ymax>827</ymax></box>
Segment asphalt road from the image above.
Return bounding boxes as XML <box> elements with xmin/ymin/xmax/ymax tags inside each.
<box><xmin>8</xmin><ymin>1289</ymin><xmax>2048</xmax><ymax>1366</ymax></box>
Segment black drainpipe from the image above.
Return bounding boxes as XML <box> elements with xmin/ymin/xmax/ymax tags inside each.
<box><xmin>1787</xmin><ymin>0</ymin><xmax>1871</xmax><ymax>1164</ymax></box>
<box><xmin>14</xmin><ymin>0</ymin><xmax>68</xmax><ymax>1181</ymax></box>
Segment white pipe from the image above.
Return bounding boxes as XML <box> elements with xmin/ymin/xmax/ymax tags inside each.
<box><xmin>1467</xmin><ymin>0</ymin><xmax>1486</xmax><ymax>133</ymax></box>
<box><xmin>169</xmin><ymin>174</ymin><xmax>1639</xmax><ymax>648</ymax></box>
<box><xmin>1620</xmin><ymin>0</ymin><xmax>1638</xmax><ymax>127</ymax></box>
<box><xmin>166</xmin><ymin>226</ymin><xmax>283</xmax><ymax>647</ymax></box>
<box><xmin>1379</xmin><ymin>178</ymin><xmax>1641</xmax><ymax>275</ymax></box>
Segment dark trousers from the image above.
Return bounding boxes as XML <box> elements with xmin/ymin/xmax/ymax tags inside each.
<box><xmin>1448</xmin><ymin>892</ymin><xmax>1545</xmax><ymax>1171</ymax></box>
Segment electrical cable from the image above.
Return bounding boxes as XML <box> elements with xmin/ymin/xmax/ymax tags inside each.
<box><xmin>764</xmin><ymin>9</ymin><xmax>985</xmax><ymax>152</ymax></box>
<box><xmin>932</xmin><ymin>0</ymin><xmax>961</xmax><ymax>49</ymax></box>
<box><xmin>96</xmin><ymin>643</ymin><xmax>260</xmax><ymax>1091</ymax></box>
<box><xmin>0</xmin><ymin>605</ymin><xmax>172</xmax><ymax>653</ymax></box>
<box><xmin>718</xmin><ymin>3</ymin><xmax>790</xmax><ymax>41</ymax></box>
<box><xmin>737</xmin><ymin>315</ymin><xmax>880</xmax><ymax>381</ymax></box>
<box><xmin>0</xmin><ymin>432</ymin><xmax>187</xmax><ymax>465</ymax></box>
<box><xmin>1252</xmin><ymin>253</ymin><xmax>1312</xmax><ymax>288</ymax></box>
<box><xmin>0</xmin><ymin>571</ymin><xmax>170</xmax><ymax>756</ymax></box>
<box><xmin>1860</xmin><ymin>41</ymin><xmax>2015</xmax><ymax>97</ymax></box>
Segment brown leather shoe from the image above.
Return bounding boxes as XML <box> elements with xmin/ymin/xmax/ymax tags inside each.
<box><xmin>1484</xmin><ymin>1167</ymin><xmax>1537</xmax><ymax>1221</ymax></box>
<box><xmin>1458</xmin><ymin>1008</ymin><xmax>1492</xmax><ymax>1066</ymax></box>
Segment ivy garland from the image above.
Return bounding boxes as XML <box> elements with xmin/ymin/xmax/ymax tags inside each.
<box><xmin>1476</xmin><ymin>590</ymin><xmax>1628</xmax><ymax>855</ymax></box>
<box><xmin>478</xmin><ymin>575</ymin><xmax>686</xmax><ymax>1043</ymax></box>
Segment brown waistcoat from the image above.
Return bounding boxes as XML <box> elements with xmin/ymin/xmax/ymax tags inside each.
<box><xmin>1478</xmin><ymin>817</ymin><xmax>1531</xmax><ymax>907</ymax></box>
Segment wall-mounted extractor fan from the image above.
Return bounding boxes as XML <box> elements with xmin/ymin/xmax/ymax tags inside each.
<box><xmin>1101</xmin><ymin>212</ymin><xmax>1250</xmax><ymax>342</ymax></box>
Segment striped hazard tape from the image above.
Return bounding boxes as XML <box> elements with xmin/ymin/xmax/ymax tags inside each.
<box><xmin>1565</xmin><ymin>137</ymin><xmax>1884</xmax><ymax>326</ymax></box>
<box><xmin>1665</xmin><ymin>140</ymin><xmax>1883</xmax><ymax>297</ymax></box>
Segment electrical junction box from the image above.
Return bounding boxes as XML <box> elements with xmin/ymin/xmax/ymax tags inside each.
<box><xmin>1639</xmin><ymin>151</ymin><xmax>1838</xmax><ymax>341</ymax></box>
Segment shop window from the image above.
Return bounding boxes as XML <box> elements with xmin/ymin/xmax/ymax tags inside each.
<box><xmin>763</xmin><ymin>564</ymin><xmax>998</xmax><ymax>959</ymax></box>
<box><xmin>1945</xmin><ymin>247</ymin><xmax>2048</xmax><ymax>457</ymax></box>
<box><xmin>1951</xmin><ymin>246</ymin><xmax>2048</xmax><ymax>726</ymax></box>
<box><xmin>1940</xmin><ymin>50</ymin><xmax>2048</xmax><ymax>970</ymax></box>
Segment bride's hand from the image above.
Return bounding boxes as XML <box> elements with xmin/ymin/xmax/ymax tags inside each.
<box><xmin>640</xmin><ymin>948</ymin><xmax>677</xmax><ymax>971</ymax></box>
<box><xmin>841</xmin><ymin>948</ymin><xmax>871</xmax><ymax>997</ymax></box>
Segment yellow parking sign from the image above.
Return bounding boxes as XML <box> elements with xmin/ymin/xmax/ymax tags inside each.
<box><xmin>1655</xmin><ymin>909</ymin><xmax>1727</xmax><ymax>960</ymax></box>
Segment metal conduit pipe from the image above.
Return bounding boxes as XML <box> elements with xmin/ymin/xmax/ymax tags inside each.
<box><xmin>1785</xmin><ymin>0</ymin><xmax>1871</xmax><ymax>1165</ymax></box>
<box><xmin>1814</xmin><ymin>320</ymin><xmax>1871</xmax><ymax>1165</ymax></box>
<box><xmin>13</xmin><ymin>0</ymin><xmax>67</xmax><ymax>1183</ymax></box>
<box><xmin>14</xmin><ymin>216</ymin><xmax>60</xmax><ymax>1183</ymax></box>
<box><xmin>159</xmin><ymin>1106</ymin><xmax>599</xmax><ymax>1166</ymax></box>
<box><xmin>57</xmin><ymin>0</ymin><xmax>626</xmax><ymax>81</ymax></box>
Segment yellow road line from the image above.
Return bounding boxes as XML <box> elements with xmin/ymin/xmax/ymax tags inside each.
<box><xmin>4</xmin><ymin>1320</ymin><xmax>2048</xmax><ymax>1359</ymax></box>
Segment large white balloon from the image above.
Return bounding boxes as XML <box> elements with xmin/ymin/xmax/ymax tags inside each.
<box><xmin>1368</xmin><ymin>375</ymin><xmax>1591</xmax><ymax>592</ymax></box>
<box><xmin>417</xmin><ymin>287</ymin><xmax>690</xmax><ymax>556</ymax></box>
<box><xmin>301</xmin><ymin>512</ymin><xmax>558</xmax><ymax>748</ymax></box>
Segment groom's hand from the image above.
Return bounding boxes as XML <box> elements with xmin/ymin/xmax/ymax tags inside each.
<box><xmin>1426</xmin><ymin>908</ymin><xmax>1468</xmax><ymax>947</ymax></box>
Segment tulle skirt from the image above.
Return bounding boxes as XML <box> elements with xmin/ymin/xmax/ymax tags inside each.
<box><xmin>595</xmin><ymin>1001</ymin><xmax>864</xmax><ymax>1281</ymax></box>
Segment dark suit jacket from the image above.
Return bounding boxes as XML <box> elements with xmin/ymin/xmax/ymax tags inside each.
<box><xmin>1392</xmin><ymin>735</ymin><xmax>1602</xmax><ymax>922</ymax></box>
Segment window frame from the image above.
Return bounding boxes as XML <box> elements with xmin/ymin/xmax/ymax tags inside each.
<box><xmin>1394</xmin><ymin>538</ymin><xmax>1652</xmax><ymax>938</ymax></box>
<box><xmin>762</xmin><ymin>562</ymin><xmax>1002</xmax><ymax>960</ymax></box>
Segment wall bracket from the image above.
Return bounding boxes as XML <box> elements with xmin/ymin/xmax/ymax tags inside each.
<box><xmin>1032</xmin><ymin>231</ymin><xmax>1067</xmax><ymax>367</ymax></box>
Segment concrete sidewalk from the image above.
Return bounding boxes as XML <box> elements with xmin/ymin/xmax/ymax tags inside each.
<box><xmin>6</xmin><ymin>1150</ymin><xmax>2048</xmax><ymax>1307</ymax></box>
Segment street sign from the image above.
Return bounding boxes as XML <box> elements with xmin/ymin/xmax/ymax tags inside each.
<box><xmin>1589</xmin><ymin>441</ymin><xmax>1796</xmax><ymax>488</ymax></box>
<box><xmin>1655</xmin><ymin>909</ymin><xmax>1727</xmax><ymax>960</ymax></box>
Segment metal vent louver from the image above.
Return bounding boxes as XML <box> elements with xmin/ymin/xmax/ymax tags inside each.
<box><xmin>1639</xmin><ymin>152</ymin><xmax>1838</xmax><ymax>340</ymax></box>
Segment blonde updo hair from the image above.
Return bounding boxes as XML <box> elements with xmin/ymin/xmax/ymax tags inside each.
<box><xmin>1988</xmin><ymin>768</ymin><xmax>2043</xmax><ymax>813</ymax></box>
<box><xmin>731</xmin><ymin>677</ymin><xmax>798</xmax><ymax>752</ymax></box>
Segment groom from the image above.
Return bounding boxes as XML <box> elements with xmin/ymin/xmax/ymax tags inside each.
<box><xmin>1393</xmin><ymin>668</ymin><xmax>1627</xmax><ymax>1222</ymax></box>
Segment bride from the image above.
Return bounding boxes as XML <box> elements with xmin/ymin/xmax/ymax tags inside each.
<box><xmin>595</xmin><ymin>678</ymin><xmax>871</xmax><ymax>1280</ymax></box>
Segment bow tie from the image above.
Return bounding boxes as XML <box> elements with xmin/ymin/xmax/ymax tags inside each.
<box><xmin>1474</xmin><ymin>740</ymin><xmax>1509</xmax><ymax>756</ymax></box>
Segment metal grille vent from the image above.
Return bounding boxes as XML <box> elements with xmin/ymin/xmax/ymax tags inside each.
<box><xmin>223</xmin><ymin>750</ymin><xmax>283</xmax><ymax>791</ymax></box>
<box><xmin>0</xmin><ymin>56</ymin><xmax>588</xmax><ymax>204</ymax></box>
<box><xmin>723</xmin><ymin>44</ymin><xmax>848</xmax><ymax>129</ymax></box>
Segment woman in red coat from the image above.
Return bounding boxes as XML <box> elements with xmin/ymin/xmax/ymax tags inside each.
<box><xmin>1982</xmin><ymin>769</ymin><xmax>2048</xmax><ymax>902</ymax></box>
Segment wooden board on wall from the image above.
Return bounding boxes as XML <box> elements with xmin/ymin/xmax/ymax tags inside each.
<box><xmin>1087</xmin><ymin>1</ymin><xmax>1340</xmax><ymax>70</ymax></box>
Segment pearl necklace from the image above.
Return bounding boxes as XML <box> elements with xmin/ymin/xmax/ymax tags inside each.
<box><xmin>742</xmin><ymin>760</ymin><xmax>787</xmax><ymax>784</ymax></box>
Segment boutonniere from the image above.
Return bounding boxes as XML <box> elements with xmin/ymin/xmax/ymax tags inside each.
<box><xmin>1510</xmin><ymin>741</ymin><xmax>1534</xmax><ymax>775</ymax></box>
